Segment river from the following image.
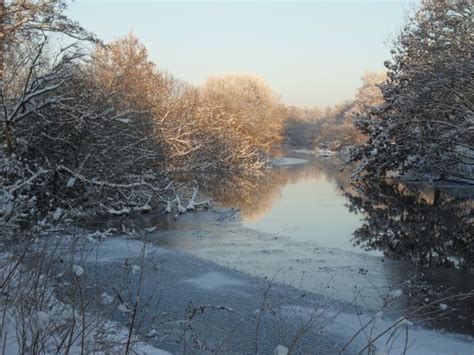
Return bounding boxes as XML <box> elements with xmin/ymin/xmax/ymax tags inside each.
<box><xmin>140</xmin><ymin>149</ymin><xmax>474</xmax><ymax>337</ymax></box>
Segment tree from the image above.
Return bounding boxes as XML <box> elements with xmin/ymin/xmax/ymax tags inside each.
<box><xmin>0</xmin><ymin>10</ymin><xmax>178</xmax><ymax>236</ymax></box>
<box><xmin>0</xmin><ymin>0</ymin><xmax>97</xmax><ymax>155</ymax></box>
<box><xmin>201</xmin><ymin>74</ymin><xmax>284</xmax><ymax>151</ymax></box>
<box><xmin>1</xmin><ymin>0</ymin><xmax>93</xmax><ymax>42</ymax></box>
<box><xmin>91</xmin><ymin>32</ymin><xmax>164</xmax><ymax>111</ymax></box>
<box><xmin>351</xmin><ymin>71</ymin><xmax>386</xmax><ymax>117</ymax></box>
<box><xmin>282</xmin><ymin>72</ymin><xmax>386</xmax><ymax>151</ymax></box>
<box><xmin>352</xmin><ymin>0</ymin><xmax>473</xmax><ymax>182</ymax></box>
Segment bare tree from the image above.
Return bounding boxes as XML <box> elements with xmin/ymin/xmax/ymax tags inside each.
<box><xmin>201</xmin><ymin>73</ymin><xmax>285</xmax><ymax>151</ymax></box>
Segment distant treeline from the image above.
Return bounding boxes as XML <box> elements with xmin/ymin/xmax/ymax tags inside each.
<box><xmin>283</xmin><ymin>71</ymin><xmax>386</xmax><ymax>151</ymax></box>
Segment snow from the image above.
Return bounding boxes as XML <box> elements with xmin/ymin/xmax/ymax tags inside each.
<box><xmin>272</xmin><ymin>157</ymin><xmax>308</xmax><ymax>166</ymax></box>
<box><xmin>134</xmin><ymin>343</ymin><xmax>171</xmax><ymax>355</ymax></box>
<box><xmin>186</xmin><ymin>201</ymin><xmax>195</xmax><ymax>211</ymax></box>
<box><xmin>118</xmin><ymin>303</ymin><xmax>131</xmax><ymax>313</ymax></box>
<box><xmin>388</xmin><ymin>289</ymin><xmax>403</xmax><ymax>298</ymax></box>
<box><xmin>100</xmin><ymin>292</ymin><xmax>114</xmax><ymax>305</ymax></box>
<box><xmin>293</xmin><ymin>149</ymin><xmax>314</xmax><ymax>154</ymax></box>
<box><xmin>52</xmin><ymin>207</ymin><xmax>63</xmax><ymax>221</ymax></box>
<box><xmin>107</xmin><ymin>207</ymin><xmax>131</xmax><ymax>215</ymax></box>
<box><xmin>183</xmin><ymin>272</ymin><xmax>245</xmax><ymax>290</ymax></box>
<box><xmin>146</xmin><ymin>328</ymin><xmax>159</xmax><ymax>338</ymax></box>
<box><xmin>396</xmin><ymin>317</ymin><xmax>414</xmax><ymax>328</ymax></box>
<box><xmin>439</xmin><ymin>303</ymin><xmax>448</xmax><ymax>311</ymax></box>
<box><xmin>72</xmin><ymin>265</ymin><xmax>84</xmax><ymax>277</ymax></box>
<box><xmin>314</xmin><ymin>148</ymin><xmax>336</xmax><ymax>157</ymax></box>
<box><xmin>85</xmin><ymin>237</ymin><xmax>167</xmax><ymax>263</ymax></box>
<box><xmin>131</xmin><ymin>265</ymin><xmax>141</xmax><ymax>274</ymax></box>
<box><xmin>0</xmin><ymin>282</ymin><xmax>169</xmax><ymax>355</ymax></box>
<box><xmin>117</xmin><ymin>118</ymin><xmax>131</xmax><ymax>124</ymax></box>
<box><xmin>274</xmin><ymin>345</ymin><xmax>289</xmax><ymax>355</ymax></box>
<box><xmin>66</xmin><ymin>176</ymin><xmax>76</xmax><ymax>187</ymax></box>
<box><xmin>281</xmin><ymin>305</ymin><xmax>474</xmax><ymax>354</ymax></box>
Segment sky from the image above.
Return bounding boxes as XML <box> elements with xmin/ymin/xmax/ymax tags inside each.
<box><xmin>66</xmin><ymin>0</ymin><xmax>418</xmax><ymax>107</ymax></box>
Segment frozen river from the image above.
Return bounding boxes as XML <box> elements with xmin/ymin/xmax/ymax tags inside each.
<box><xmin>144</xmin><ymin>150</ymin><xmax>474</xmax><ymax>336</ymax></box>
<box><xmin>75</xmin><ymin>150</ymin><xmax>473</xmax><ymax>353</ymax></box>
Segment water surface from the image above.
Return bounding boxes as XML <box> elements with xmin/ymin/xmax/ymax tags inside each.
<box><xmin>148</xmin><ymin>150</ymin><xmax>474</xmax><ymax>335</ymax></box>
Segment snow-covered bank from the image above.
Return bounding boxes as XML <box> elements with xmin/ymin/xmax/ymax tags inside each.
<box><xmin>4</xmin><ymin>228</ymin><xmax>471</xmax><ymax>354</ymax></box>
<box><xmin>0</xmin><ymin>309</ymin><xmax>171</xmax><ymax>355</ymax></box>
<box><xmin>0</xmin><ymin>248</ymin><xmax>171</xmax><ymax>355</ymax></box>
<box><xmin>282</xmin><ymin>305</ymin><xmax>474</xmax><ymax>355</ymax></box>
<box><xmin>272</xmin><ymin>156</ymin><xmax>308</xmax><ymax>166</ymax></box>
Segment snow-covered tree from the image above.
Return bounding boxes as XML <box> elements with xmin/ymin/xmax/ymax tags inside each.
<box><xmin>90</xmin><ymin>36</ymin><xmax>278</xmax><ymax>171</ymax></box>
<box><xmin>201</xmin><ymin>73</ymin><xmax>284</xmax><ymax>151</ymax></box>
<box><xmin>0</xmin><ymin>4</ymin><xmax>175</xmax><ymax>237</ymax></box>
<box><xmin>350</xmin><ymin>71</ymin><xmax>386</xmax><ymax>117</ymax></box>
<box><xmin>352</xmin><ymin>0</ymin><xmax>473</xmax><ymax>182</ymax></box>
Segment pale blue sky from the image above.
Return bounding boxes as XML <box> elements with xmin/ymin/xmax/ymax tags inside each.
<box><xmin>67</xmin><ymin>1</ymin><xmax>417</xmax><ymax>107</ymax></box>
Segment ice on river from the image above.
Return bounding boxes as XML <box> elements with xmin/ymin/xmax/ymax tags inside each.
<box><xmin>272</xmin><ymin>157</ymin><xmax>308</xmax><ymax>166</ymax></box>
<box><xmin>183</xmin><ymin>271</ymin><xmax>246</xmax><ymax>290</ymax></box>
<box><xmin>86</xmin><ymin>237</ymin><xmax>168</xmax><ymax>262</ymax></box>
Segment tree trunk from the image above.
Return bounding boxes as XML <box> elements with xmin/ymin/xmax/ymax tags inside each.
<box><xmin>0</xmin><ymin>0</ymin><xmax>4</xmax><ymax>87</ymax></box>
<box><xmin>0</xmin><ymin>0</ymin><xmax>10</xmax><ymax>154</ymax></box>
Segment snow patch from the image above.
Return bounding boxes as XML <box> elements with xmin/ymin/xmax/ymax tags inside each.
<box><xmin>72</xmin><ymin>265</ymin><xmax>84</xmax><ymax>277</ymax></box>
<box><xmin>52</xmin><ymin>207</ymin><xmax>63</xmax><ymax>221</ymax></box>
<box><xmin>100</xmin><ymin>292</ymin><xmax>114</xmax><ymax>305</ymax></box>
<box><xmin>314</xmin><ymin>148</ymin><xmax>336</xmax><ymax>157</ymax></box>
<box><xmin>131</xmin><ymin>265</ymin><xmax>141</xmax><ymax>274</ymax></box>
<box><xmin>272</xmin><ymin>157</ymin><xmax>308</xmax><ymax>166</ymax></box>
<box><xmin>439</xmin><ymin>303</ymin><xmax>448</xmax><ymax>311</ymax></box>
<box><xmin>281</xmin><ymin>305</ymin><xmax>474</xmax><ymax>354</ymax></box>
<box><xmin>66</xmin><ymin>176</ymin><xmax>76</xmax><ymax>187</ymax></box>
<box><xmin>117</xmin><ymin>118</ymin><xmax>131</xmax><ymax>124</ymax></box>
<box><xmin>118</xmin><ymin>303</ymin><xmax>131</xmax><ymax>313</ymax></box>
<box><xmin>274</xmin><ymin>345</ymin><xmax>289</xmax><ymax>355</ymax></box>
<box><xmin>86</xmin><ymin>237</ymin><xmax>167</xmax><ymax>263</ymax></box>
<box><xmin>293</xmin><ymin>149</ymin><xmax>314</xmax><ymax>154</ymax></box>
<box><xmin>388</xmin><ymin>289</ymin><xmax>403</xmax><ymax>298</ymax></box>
<box><xmin>183</xmin><ymin>272</ymin><xmax>245</xmax><ymax>290</ymax></box>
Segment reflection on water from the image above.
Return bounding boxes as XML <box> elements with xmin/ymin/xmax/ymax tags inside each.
<box><xmin>243</xmin><ymin>177</ymin><xmax>363</xmax><ymax>252</ymax></box>
<box><xmin>161</xmin><ymin>151</ymin><xmax>473</xmax><ymax>334</ymax></box>
<box><xmin>185</xmin><ymin>154</ymin><xmax>473</xmax><ymax>269</ymax></box>
<box><xmin>190</xmin><ymin>156</ymin><xmax>353</xmax><ymax>222</ymax></box>
<box><xmin>345</xmin><ymin>180</ymin><xmax>474</xmax><ymax>270</ymax></box>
